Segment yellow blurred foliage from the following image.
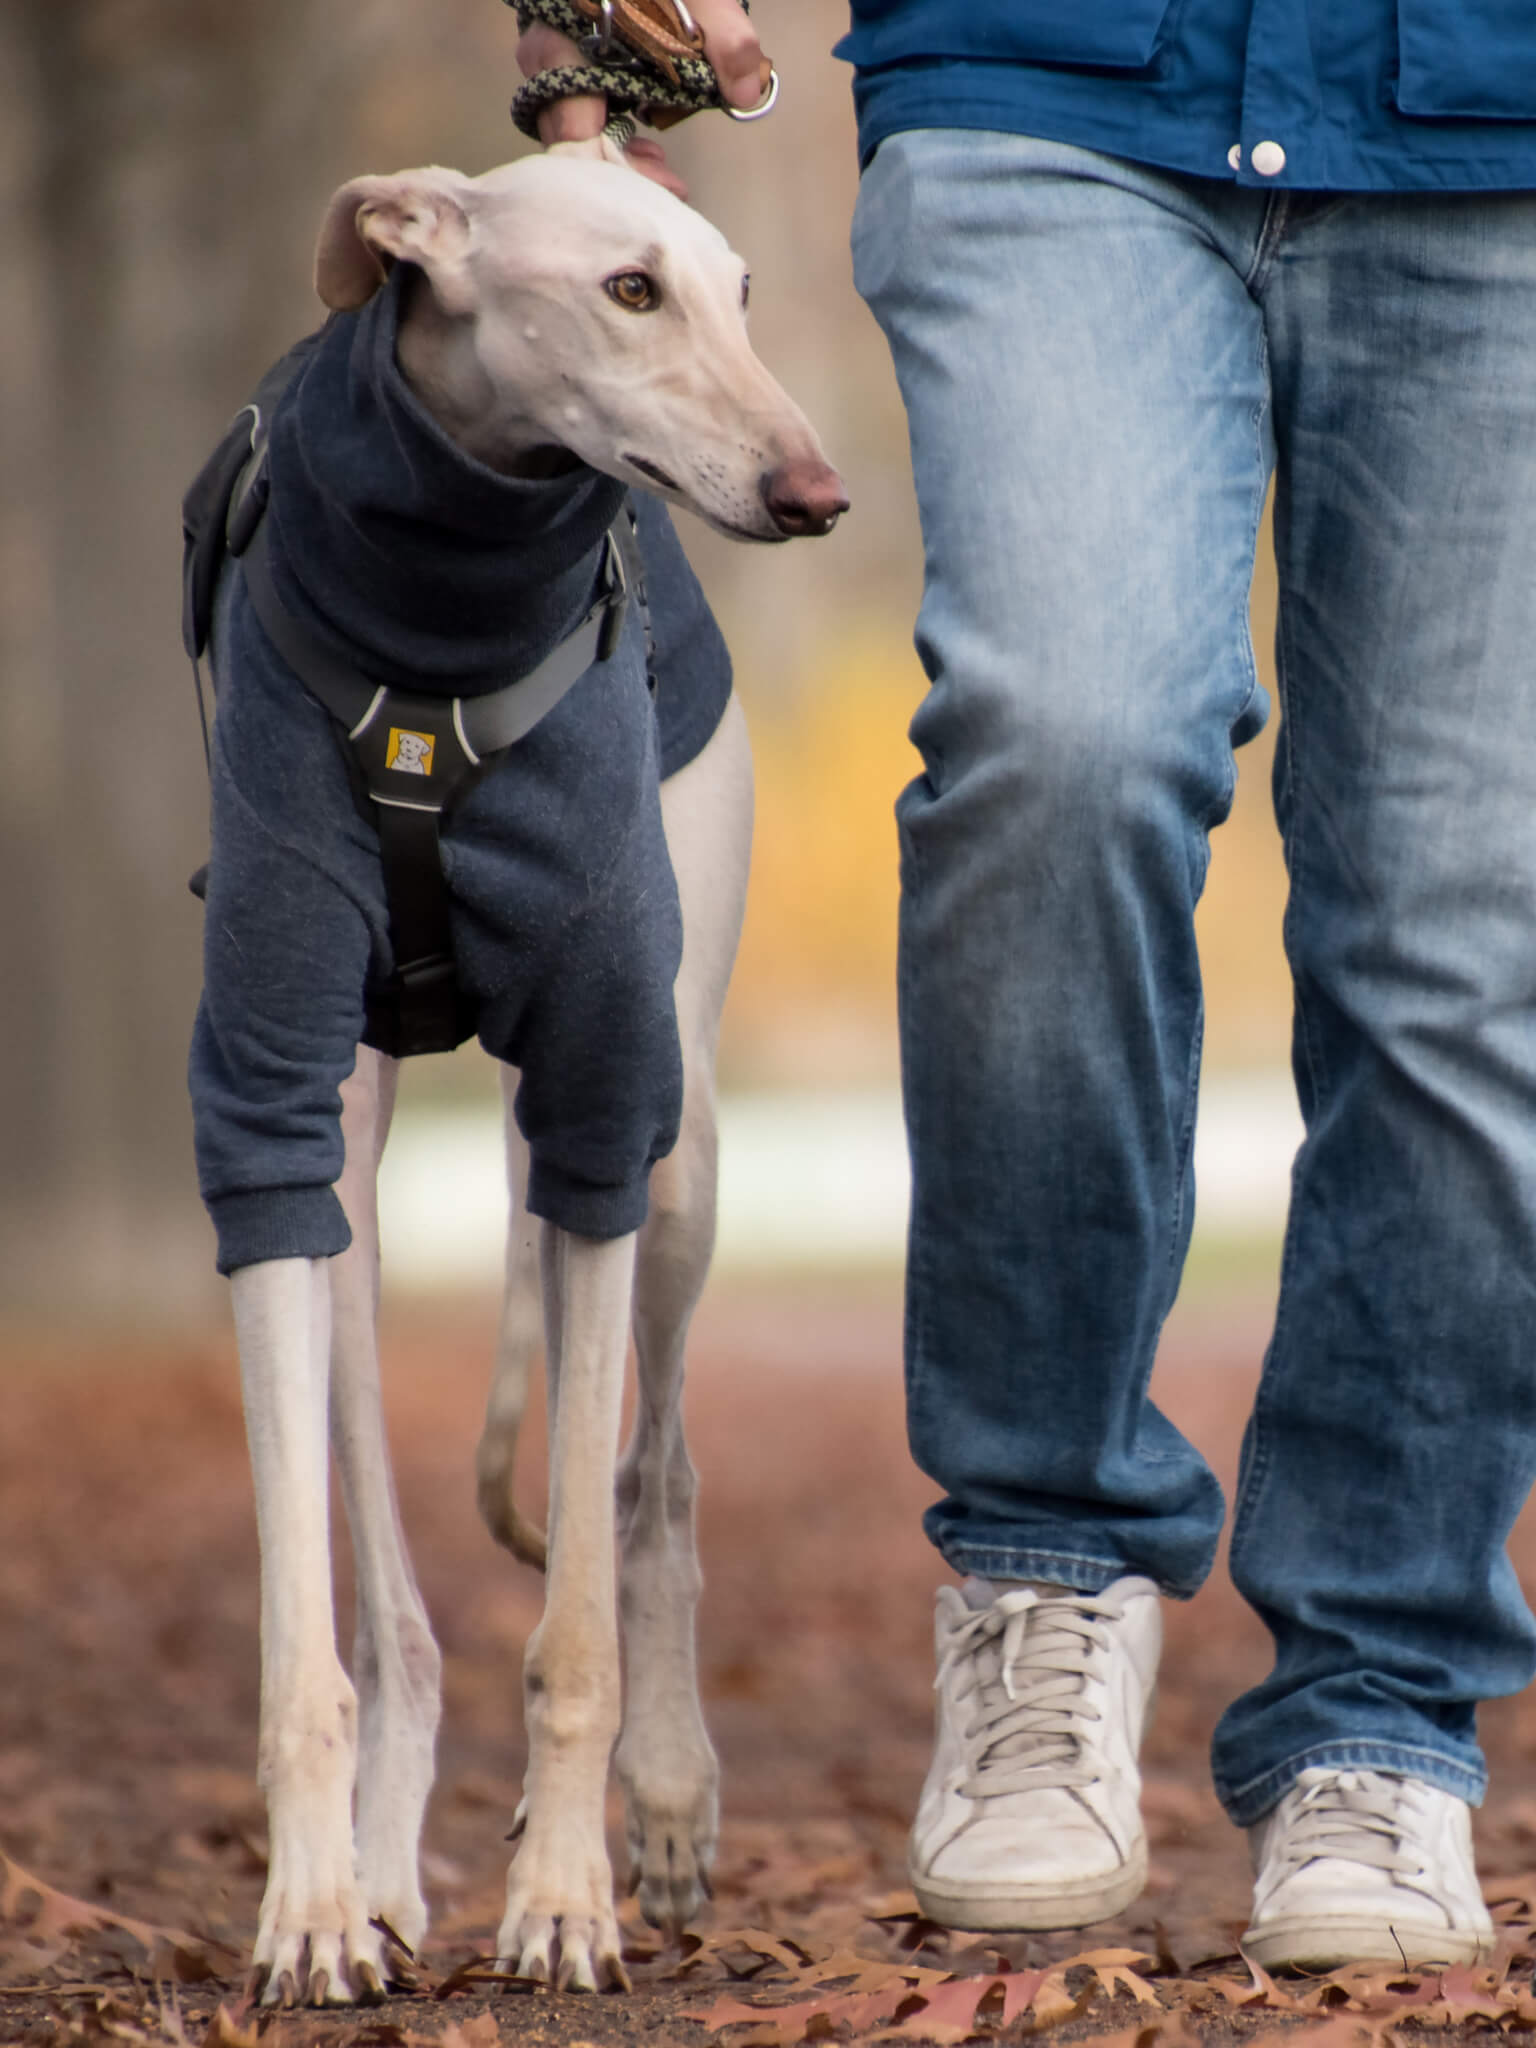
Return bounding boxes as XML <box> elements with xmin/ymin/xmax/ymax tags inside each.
<box><xmin>726</xmin><ymin>637</ymin><xmax>925</xmax><ymax>1086</ymax></box>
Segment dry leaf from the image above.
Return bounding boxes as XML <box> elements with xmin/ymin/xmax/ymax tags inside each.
<box><xmin>702</xmin><ymin>1928</ymin><xmax>821</xmax><ymax>1976</ymax></box>
<box><xmin>1065</xmin><ymin>1947</ymin><xmax>1162</xmax><ymax>2006</ymax></box>
<box><xmin>1094</xmin><ymin>1964</ymin><xmax>1161</xmax><ymax>2007</ymax></box>
<box><xmin>0</xmin><ymin>1849</ymin><xmax>214</xmax><ymax>1987</ymax></box>
<box><xmin>799</xmin><ymin>1948</ymin><xmax>950</xmax><ymax>1995</ymax></box>
<box><xmin>1027</xmin><ymin>1967</ymin><xmax>1093</xmax><ymax>2028</ymax></box>
<box><xmin>200</xmin><ymin>2005</ymin><xmax>258</xmax><ymax>2048</ymax></box>
<box><xmin>1427</xmin><ymin>1962</ymin><xmax>1516</xmax><ymax>2025</ymax></box>
<box><xmin>1298</xmin><ymin>1963</ymin><xmax>1434</xmax><ymax>2017</ymax></box>
<box><xmin>680</xmin><ymin>1981</ymin><xmax>929</xmax><ymax>2044</ymax></box>
<box><xmin>679</xmin><ymin>1991</ymin><xmax>838</xmax><ymax>2044</ymax></box>
<box><xmin>886</xmin><ymin>1975</ymin><xmax>999</xmax><ymax>2042</ymax></box>
<box><xmin>1214</xmin><ymin>1954</ymin><xmax>1303</xmax><ymax>2011</ymax></box>
<box><xmin>433</xmin><ymin>1955</ymin><xmax>544</xmax><ymax>1999</ymax></box>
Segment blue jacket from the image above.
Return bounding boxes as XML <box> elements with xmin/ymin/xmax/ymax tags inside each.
<box><xmin>837</xmin><ymin>1</ymin><xmax>1536</xmax><ymax>190</ymax></box>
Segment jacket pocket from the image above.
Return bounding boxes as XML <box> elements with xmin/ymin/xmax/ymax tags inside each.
<box><xmin>1394</xmin><ymin>0</ymin><xmax>1536</xmax><ymax>120</ymax></box>
<box><xmin>845</xmin><ymin>0</ymin><xmax>1176</xmax><ymax>72</ymax></box>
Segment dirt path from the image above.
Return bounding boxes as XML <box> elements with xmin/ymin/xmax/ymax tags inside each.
<box><xmin>4</xmin><ymin>1287</ymin><xmax>1536</xmax><ymax>2045</ymax></box>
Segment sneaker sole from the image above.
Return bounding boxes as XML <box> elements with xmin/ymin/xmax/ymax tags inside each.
<box><xmin>1242</xmin><ymin>1912</ymin><xmax>1494</xmax><ymax>1973</ymax></box>
<box><xmin>911</xmin><ymin>1845</ymin><xmax>1147</xmax><ymax>1933</ymax></box>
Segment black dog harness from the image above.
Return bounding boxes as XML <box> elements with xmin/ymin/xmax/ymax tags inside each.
<box><xmin>182</xmin><ymin>337</ymin><xmax>643</xmax><ymax>1059</ymax></box>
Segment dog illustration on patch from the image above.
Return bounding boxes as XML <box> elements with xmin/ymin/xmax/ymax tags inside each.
<box><xmin>387</xmin><ymin>726</ymin><xmax>434</xmax><ymax>775</ymax></box>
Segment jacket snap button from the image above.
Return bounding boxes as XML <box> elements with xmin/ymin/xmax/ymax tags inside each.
<box><xmin>1251</xmin><ymin>139</ymin><xmax>1287</xmax><ymax>177</ymax></box>
<box><xmin>1227</xmin><ymin>143</ymin><xmax>1242</xmax><ymax>170</ymax></box>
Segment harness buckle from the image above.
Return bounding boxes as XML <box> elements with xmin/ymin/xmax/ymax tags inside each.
<box><xmin>364</xmin><ymin>954</ymin><xmax>472</xmax><ymax>1060</ymax></box>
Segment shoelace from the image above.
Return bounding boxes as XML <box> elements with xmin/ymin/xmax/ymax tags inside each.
<box><xmin>938</xmin><ymin>1588</ymin><xmax>1119</xmax><ymax>1801</ymax></box>
<box><xmin>1267</xmin><ymin>1771</ymin><xmax>1433</xmax><ymax>1881</ymax></box>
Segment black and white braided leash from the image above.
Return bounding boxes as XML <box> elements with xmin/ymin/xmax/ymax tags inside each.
<box><xmin>507</xmin><ymin>0</ymin><xmax>775</xmax><ymax>141</ymax></box>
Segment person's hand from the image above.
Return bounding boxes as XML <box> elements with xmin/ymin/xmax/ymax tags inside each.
<box><xmin>517</xmin><ymin>0</ymin><xmax>766</xmax><ymax>197</ymax></box>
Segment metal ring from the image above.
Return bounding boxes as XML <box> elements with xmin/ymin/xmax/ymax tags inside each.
<box><xmin>723</xmin><ymin>63</ymin><xmax>778</xmax><ymax>120</ymax></box>
<box><xmin>672</xmin><ymin>0</ymin><xmax>699</xmax><ymax>38</ymax></box>
<box><xmin>579</xmin><ymin>0</ymin><xmax>615</xmax><ymax>58</ymax></box>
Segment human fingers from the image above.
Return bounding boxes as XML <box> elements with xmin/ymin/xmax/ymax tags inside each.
<box><xmin>517</xmin><ymin>22</ymin><xmax>609</xmax><ymax>142</ymax></box>
<box><xmin>687</xmin><ymin>0</ymin><xmax>768</xmax><ymax>110</ymax></box>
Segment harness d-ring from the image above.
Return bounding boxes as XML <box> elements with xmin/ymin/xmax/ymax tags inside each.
<box><xmin>723</xmin><ymin>64</ymin><xmax>779</xmax><ymax>121</ymax></box>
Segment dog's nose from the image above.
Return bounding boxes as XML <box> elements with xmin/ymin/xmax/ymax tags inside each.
<box><xmin>760</xmin><ymin>458</ymin><xmax>850</xmax><ymax>538</ymax></box>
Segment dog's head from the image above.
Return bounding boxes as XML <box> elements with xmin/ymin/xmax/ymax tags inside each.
<box><xmin>315</xmin><ymin>149</ymin><xmax>847</xmax><ymax>543</ymax></box>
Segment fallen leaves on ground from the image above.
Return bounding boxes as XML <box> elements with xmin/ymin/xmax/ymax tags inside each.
<box><xmin>9</xmin><ymin>1884</ymin><xmax>1536</xmax><ymax>2048</ymax></box>
<box><xmin>0</xmin><ymin>1851</ymin><xmax>231</xmax><ymax>1991</ymax></box>
<box><xmin>13</xmin><ymin>1328</ymin><xmax>1536</xmax><ymax>2047</ymax></box>
<box><xmin>676</xmin><ymin>1933</ymin><xmax>1124</xmax><ymax>2043</ymax></box>
<box><xmin>673</xmin><ymin>1902</ymin><xmax>1536</xmax><ymax>2044</ymax></box>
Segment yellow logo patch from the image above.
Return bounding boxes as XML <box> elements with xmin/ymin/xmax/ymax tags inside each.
<box><xmin>386</xmin><ymin>727</ymin><xmax>435</xmax><ymax>776</ymax></box>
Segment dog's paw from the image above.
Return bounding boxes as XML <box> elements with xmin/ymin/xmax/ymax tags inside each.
<box><xmin>496</xmin><ymin>1845</ymin><xmax>630</xmax><ymax>1993</ymax></box>
<box><xmin>618</xmin><ymin>1741</ymin><xmax>720</xmax><ymax>1934</ymax></box>
<box><xmin>625</xmin><ymin>1816</ymin><xmax>717</xmax><ymax>1935</ymax></box>
<box><xmin>249</xmin><ymin>1921</ymin><xmax>388</xmax><ymax>2008</ymax></box>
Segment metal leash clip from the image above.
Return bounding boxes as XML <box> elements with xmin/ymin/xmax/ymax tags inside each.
<box><xmin>578</xmin><ymin>0</ymin><xmax>616</xmax><ymax>60</ymax></box>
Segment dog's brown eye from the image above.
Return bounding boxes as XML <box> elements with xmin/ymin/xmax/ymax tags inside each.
<box><xmin>606</xmin><ymin>271</ymin><xmax>659</xmax><ymax>313</ymax></box>
<box><xmin>741</xmin><ymin>273</ymin><xmax>750</xmax><ymax>310</ymax></box>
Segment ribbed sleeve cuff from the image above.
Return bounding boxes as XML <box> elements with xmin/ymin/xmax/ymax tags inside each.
<box><xmin>525</xmin><ymin>1160</ymin><xmax>649</xmax><ymax>1243</ymax></box>
<box><xmin>207</xmin><ymin>1185</ymin><xmax>352</xmax><ymax>1276</ymax></box>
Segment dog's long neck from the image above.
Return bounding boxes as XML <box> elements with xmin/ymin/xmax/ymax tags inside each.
<box><xmin>395</xmin><ymin>270</ymin><xmax>573</xmax><ymax>480</ymax></box>
<box><xmin>261</xmin><ymin>272</ymin><xmax>625</xmax><ymax>696</ymax></box>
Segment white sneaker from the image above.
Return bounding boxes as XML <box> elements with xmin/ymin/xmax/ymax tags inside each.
<box><xmin>1244</xmin><ymin>1768</ymin><xmax>1494</xmax><ymax>1971</ymax></box>
<box><xmin>908</xmin><ymin>1575</ymin><xmax>1161</xmax><ymax>1930</ymax></box>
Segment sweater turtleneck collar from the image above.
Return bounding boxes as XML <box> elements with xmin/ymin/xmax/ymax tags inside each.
<box><xmin>262</xmin><ymin>270</ymin><xmax>627</xmax><ymax>697</ymax></box>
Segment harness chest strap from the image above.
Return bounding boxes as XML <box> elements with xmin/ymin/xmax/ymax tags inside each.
<box><xmin>234</xmin><ymin>496</ymin><xmax>641</xmax><ymax>1059</ymax></box>
<box><xmin>237</xmin><ymin>503</ymin><xmax>635</xmax><ymax>762</ymax></box>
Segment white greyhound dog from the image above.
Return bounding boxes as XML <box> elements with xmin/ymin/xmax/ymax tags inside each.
<box><xmin>228</xmin><ymin>143</ymin><xmax>845</xmax><ymax>2006</ymax></box>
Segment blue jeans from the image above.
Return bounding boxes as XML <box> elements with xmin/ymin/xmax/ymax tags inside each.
<box><xmin>852</xmin><ymin>130</ymin><xmax>1536</xmax><ymax>1824</ymax></box>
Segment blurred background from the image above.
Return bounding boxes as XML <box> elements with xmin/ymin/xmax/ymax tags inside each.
<box><xmin>0</xmin><ymin>0</ymin><xmax>1295</xmax><ymax>1325</ymax></box>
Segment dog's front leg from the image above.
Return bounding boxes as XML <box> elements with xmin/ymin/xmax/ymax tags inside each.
<box><xmin>233</xmin><ymin>1257</ymin><xmax>386</xmax><ymax>2005</ymax></box>
<box><xmin>332</xmin><ymin>1046</ymin><xmax>440</xmax><ymax>1972</ymax></box>
<box><xmin>497</xmin><ymin>1223</ymin><xmax>633</xmax><ymax>1993</ymax></box>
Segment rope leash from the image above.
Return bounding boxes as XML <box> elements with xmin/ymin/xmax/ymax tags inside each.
<box><xmin>507</xmin><ymin>0</ymin><xmax>775</xmax><ymax>140</ymax></box>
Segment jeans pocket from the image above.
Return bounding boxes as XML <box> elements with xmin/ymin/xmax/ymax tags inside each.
<box><xmin>1393</xmin><ymin>0</ymin><xmax>1536</xmax><ymax>120</ymax></box>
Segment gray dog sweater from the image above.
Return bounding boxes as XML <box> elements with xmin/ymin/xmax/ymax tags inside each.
<box><xmin>189</xmin><ymin>273</ymin><xmax>731</xmax><ymax>1275</ymax></box>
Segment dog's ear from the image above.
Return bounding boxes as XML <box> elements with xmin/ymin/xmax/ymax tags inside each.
<box><xmin>314</xmin><ymin>169</ymin><xmax>475</xmax><ymax>313</ymax></box>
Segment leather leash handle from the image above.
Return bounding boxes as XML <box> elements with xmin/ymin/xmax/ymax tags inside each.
<box><xmin>508</xmin><ymin>0</ymin><xmax>776</xmax><ymax>135</ymax></box>
<box><xmin>568</xmin><ymin>0</ymin><xmax>773</xmax><ymax>100</ymax></box>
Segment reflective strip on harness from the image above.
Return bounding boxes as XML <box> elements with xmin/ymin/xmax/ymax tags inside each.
<box><xmin>239</xmin><ymin>512</ymin><xmax>628</xmax><ymax>764</ymax></box>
